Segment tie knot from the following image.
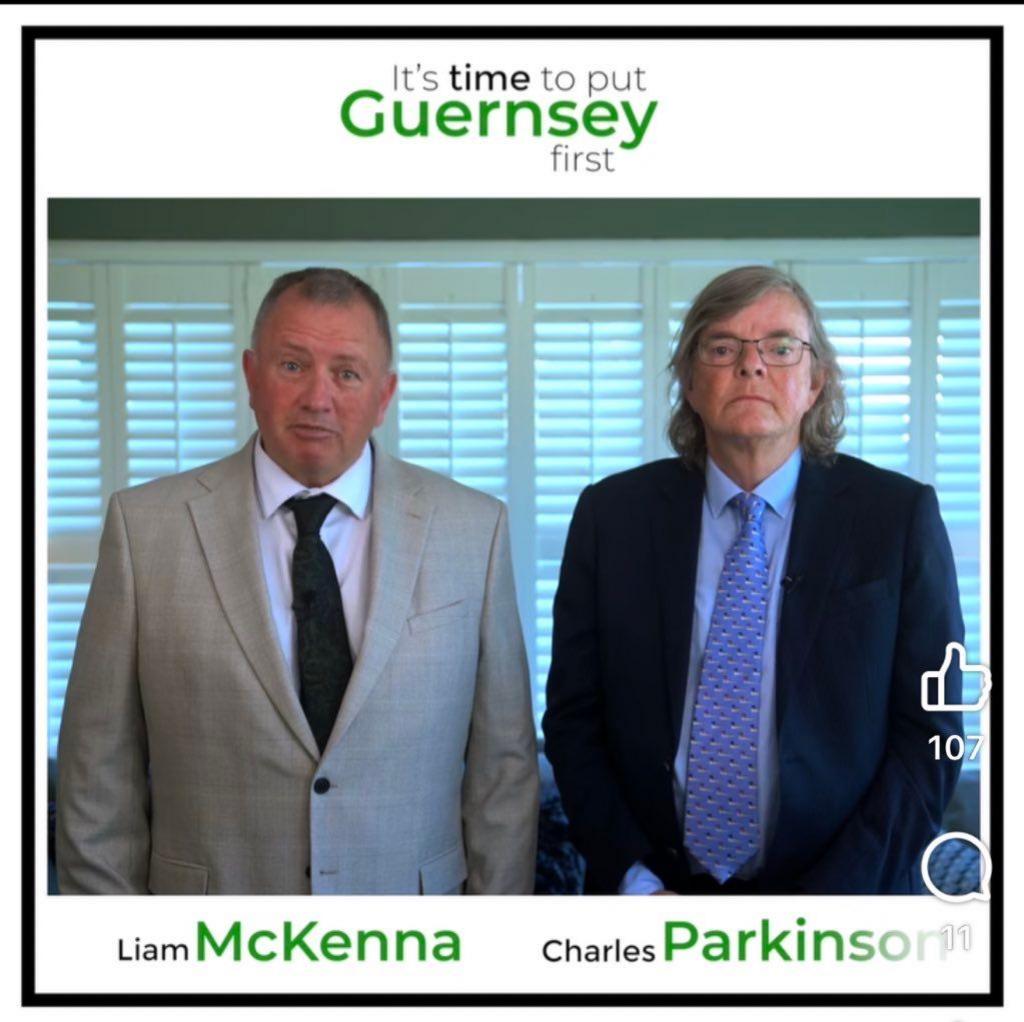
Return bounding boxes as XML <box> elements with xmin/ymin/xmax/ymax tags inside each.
<box><xmin>285</xmin><ymin>494</ymin><xmax>337</xmax><ymax>536</ymax></box>
<box><xmin>732</xmin><ymin>491</ymin><xmax>767</xmax><ymax>525</ymax></box>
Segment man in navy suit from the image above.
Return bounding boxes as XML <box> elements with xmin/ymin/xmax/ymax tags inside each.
<box><xmin>543</xmin><ymin>265</ymin><xmax>964</xmax><ymax>895</ymax></box>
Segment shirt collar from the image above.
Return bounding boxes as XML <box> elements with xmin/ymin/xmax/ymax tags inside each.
<box><xmin>704</xmin><ymin>446</ymin><xmax>802</xmax><ymax>521</ymax></box>
<box><xmin>253</xmin><ymin>436</ymin><xmax>373</xmax><ymax>521</ymax></box>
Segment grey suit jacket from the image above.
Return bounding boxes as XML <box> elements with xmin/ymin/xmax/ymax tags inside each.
<box><xmin>56</xmin><ymin>436</ymin><xmax>539</xmax><ymax>895</ymax></box>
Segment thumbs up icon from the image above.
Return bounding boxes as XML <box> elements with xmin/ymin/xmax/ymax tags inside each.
<box><xmin>921</xmin><ymin>641</ymin><xmax>992</xmax><ymax>712</ymax></box>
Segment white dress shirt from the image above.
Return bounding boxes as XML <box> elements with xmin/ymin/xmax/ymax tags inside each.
<box><xmin>252</xmin><ymin>437</ymin><xmax>373</xmax><ymax>693</ymax></box>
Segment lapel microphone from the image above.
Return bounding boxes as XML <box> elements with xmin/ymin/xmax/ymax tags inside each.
<box><xmin>781</xmin><ymin>574</ymin><xmax>803</xmax><ymax>593</ymax></box>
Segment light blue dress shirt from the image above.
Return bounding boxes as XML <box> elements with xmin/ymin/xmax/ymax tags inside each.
<box><xmin>620</xmin><ymin>447</ymin><xmax>802</xmax><ymax>894</ymax></box>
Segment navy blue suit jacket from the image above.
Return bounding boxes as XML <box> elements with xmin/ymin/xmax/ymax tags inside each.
<box><xmin>542</xmin><ymin>453</ymin><xmax>964</xmax><ymax>894</ymax></box>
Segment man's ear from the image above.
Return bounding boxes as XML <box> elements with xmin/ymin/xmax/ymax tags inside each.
<box><xmin>375</xmin><ymin>371</ymin><xmax>398</xmax><ymax>427</ymax></box>
<box><xmin>806</xmin><ymin>360</ymin><xmax>826</xmax><ymax>408</ymax></box>
<box><xmin>242</xmin><ymin>348</ymin><xmax>257</xmax><ymax>410</ymax></box>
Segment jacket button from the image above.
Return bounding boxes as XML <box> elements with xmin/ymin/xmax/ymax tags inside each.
<box><xmin>663</xmin><ymin>760</ymin><xmax>672</xmax><ymax>774</ymax></box>
<box><xmin>313</xmin><ymin>777</ymin><xmax>331</xmax><ymax>795</ymax></box>
<box><xmin>666</xmin><ymin>846</ymin><xmax>679</xmax><ymax>860</ymax></box>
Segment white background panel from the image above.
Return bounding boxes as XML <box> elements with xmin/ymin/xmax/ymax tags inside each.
<box><xmin>2</xmin><ymin>5</ymin><xmax>1017</xmax><ymax>1019</ymax></box>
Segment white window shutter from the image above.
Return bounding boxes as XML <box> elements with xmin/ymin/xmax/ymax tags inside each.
<box><xmin>931</xmin><ymin>261</ymin><xmax>983</xmax><ymax>712</ymax></box>
<box><xmin>795</xmin><ymin>262</ymin><xmax>915</xmax><ymax>473</ymax></box>
<box><xmin>394</xmin><ymin>264</ymin><xmax>510</xmax><ymax>501</ymax></box>
<box><xmin>113</xmin><ymin>265</ymin><xmax>244</xmax><ymax>486</ymax></box>
<box><xmin>44</xmin><ymin>241</ymin><xmax>983</xmax><ymax>758</ymax></box>
<box><xmin>48</xmin><ymin>264</ymin><xmax>105</xmax><ymax>534</ymax></box>
<box><xmin>532</xmin><ymin>262</ymin><xmax>647</xmax><ymax>713</ymax></box>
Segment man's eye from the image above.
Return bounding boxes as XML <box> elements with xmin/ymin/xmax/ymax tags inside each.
<box><xmin>338</xmin><ymin>368</ymin><xmax>360</xmax><ymax>381</ymax></box>
<box><xmin>281</xmin><ymin>360</ymin><xmax>302</xmax><ymax>372</ymax></box>
<box><xmin>771</xmin><ymin>341</ymin><xmax>794</xmax><ymax>355</ymax></box>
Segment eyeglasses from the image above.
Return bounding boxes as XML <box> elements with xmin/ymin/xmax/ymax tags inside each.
<box><xmin>698</xmin><ymin>335</ymin><xmax>814</xmax><ymax>367</ymax></box>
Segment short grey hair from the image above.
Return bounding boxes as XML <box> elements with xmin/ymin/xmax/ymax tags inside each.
<box><xmin>251</xmin><ymin>266</ymin><xmax>394</xmax><ymax>367</ymax></box>
<box><xmin>667</xmin><ymin>264</ymin><xmax>845</xmax><ymax>467</ymax></box>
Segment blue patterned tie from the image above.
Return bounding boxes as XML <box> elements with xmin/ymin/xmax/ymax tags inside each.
<box><xmin>684</xmin><ymin>492</ymin><xmax>770</xmax><ymax>883</ymax></box>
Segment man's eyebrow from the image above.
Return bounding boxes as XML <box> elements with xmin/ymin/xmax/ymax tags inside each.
<box><xmin>329</xmin><ymin>353</ymin><xmax>370</xmax><ymax>368</ymax></box>
<box><xmin>274</xmin><ymin>340</ymin><xmax>312</xmax><ymax>356</ymax></box>
<box><xmin>272</xmin><ymin>343</ymin><xmax>368</xmax><ymax>365</ymax></box>
<box><xmin>704</xmin><ymin>328</ymin><xmax>800</xmax><ymax>339</ymax></box>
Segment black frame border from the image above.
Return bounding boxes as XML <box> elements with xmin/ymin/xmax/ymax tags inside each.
<box><xmin>23</xmin><ymin>22</ymin><xmax>1004</xmax><ymax>1009</ymax></box>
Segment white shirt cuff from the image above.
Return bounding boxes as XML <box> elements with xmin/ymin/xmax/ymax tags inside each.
<box><xmin>618</xmin><ymin>861</ymin><xmax>666</xmax><ymax>895</ymax></box>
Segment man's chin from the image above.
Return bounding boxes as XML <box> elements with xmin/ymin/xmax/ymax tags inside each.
<box><xmin>718</xmin><ymin>413</ymin><xmax>781</xmax><ymax>439</ymax></box>
<box><xmin>295</xmin><ymin>456</ymin><xmax>346</xmax><ymax>485</ymax></box>
<box><xmin>265</xmin><ymin>442</ymin><xmax>344</xmax><ymax>487</ymax></box>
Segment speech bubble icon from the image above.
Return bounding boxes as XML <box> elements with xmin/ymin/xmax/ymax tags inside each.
<box><xmin>920</xmin><ymin>641</ymin><xmax>992</xmax><ymax>712</ymax></box>
<box><xmin>921</xmin><ymin>831</ymin><xmax>991</xmax><ymax>903</ymax></box>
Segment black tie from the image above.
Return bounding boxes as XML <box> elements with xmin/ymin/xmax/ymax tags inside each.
<box><xmin>285</xmin><ymin>494</ymin><xmax>354</xmax><ymax>753</ymax></box>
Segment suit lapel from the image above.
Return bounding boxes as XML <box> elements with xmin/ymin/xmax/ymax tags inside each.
<box><xmin>652</xmin><ymin>462</ymin><xmax>704</xmax><ymax>748</ymax></box>
<box><xmin>326</xmin><ymin>444</ymin><xmax>433</xmax><ymax>751</ymax></box>
<box><xmin>775</xmin><ymin>458</ymin><xmax>854</xmax><ymax>727</ymax></box>
<box><xmin>188</xmin><ymin>437</ymin><xmax>319</xmax><ymax>761</ymax></box>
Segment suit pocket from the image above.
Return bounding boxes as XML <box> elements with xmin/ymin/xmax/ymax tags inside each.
<box><xmin>148</xmin><ymin>851</ymin><xmax>209</xmax><ymax>895</ymax></box>
<box><xmin>830</xmin><ymin>578</ymin><xmax>893</xmax><ymax>614</ymax></box>
<box><xmin>406</xmin><ymin>600</ymin><xmax>467</xmax><ymax>635</ymax></box>
<box><xmin>418</xmin><ymin>845</ymin><xmax>467</xmax><ymax>895</ymax></box>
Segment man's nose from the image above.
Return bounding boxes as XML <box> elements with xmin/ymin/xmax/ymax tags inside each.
<box><xmin>299</xmin><ymin>368</ymin><xmax>332</xmax><ymax>408</ymax></box>
<box><xmin>735</xmin><ymin>342</ymin><xmax>766</xmax><ymax>377</ymax></box>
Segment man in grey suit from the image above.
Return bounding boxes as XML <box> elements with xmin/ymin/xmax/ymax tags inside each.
<box><xmin>56</xmin><ymin>267</ymin><xmax>539</xmax><ymax>895</ymax></box>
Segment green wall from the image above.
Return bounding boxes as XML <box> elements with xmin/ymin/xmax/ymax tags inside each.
<box><xmin>48</xmin><ymin>198</ymin><xmax>978</xmax><ymax>241</ymax></box>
